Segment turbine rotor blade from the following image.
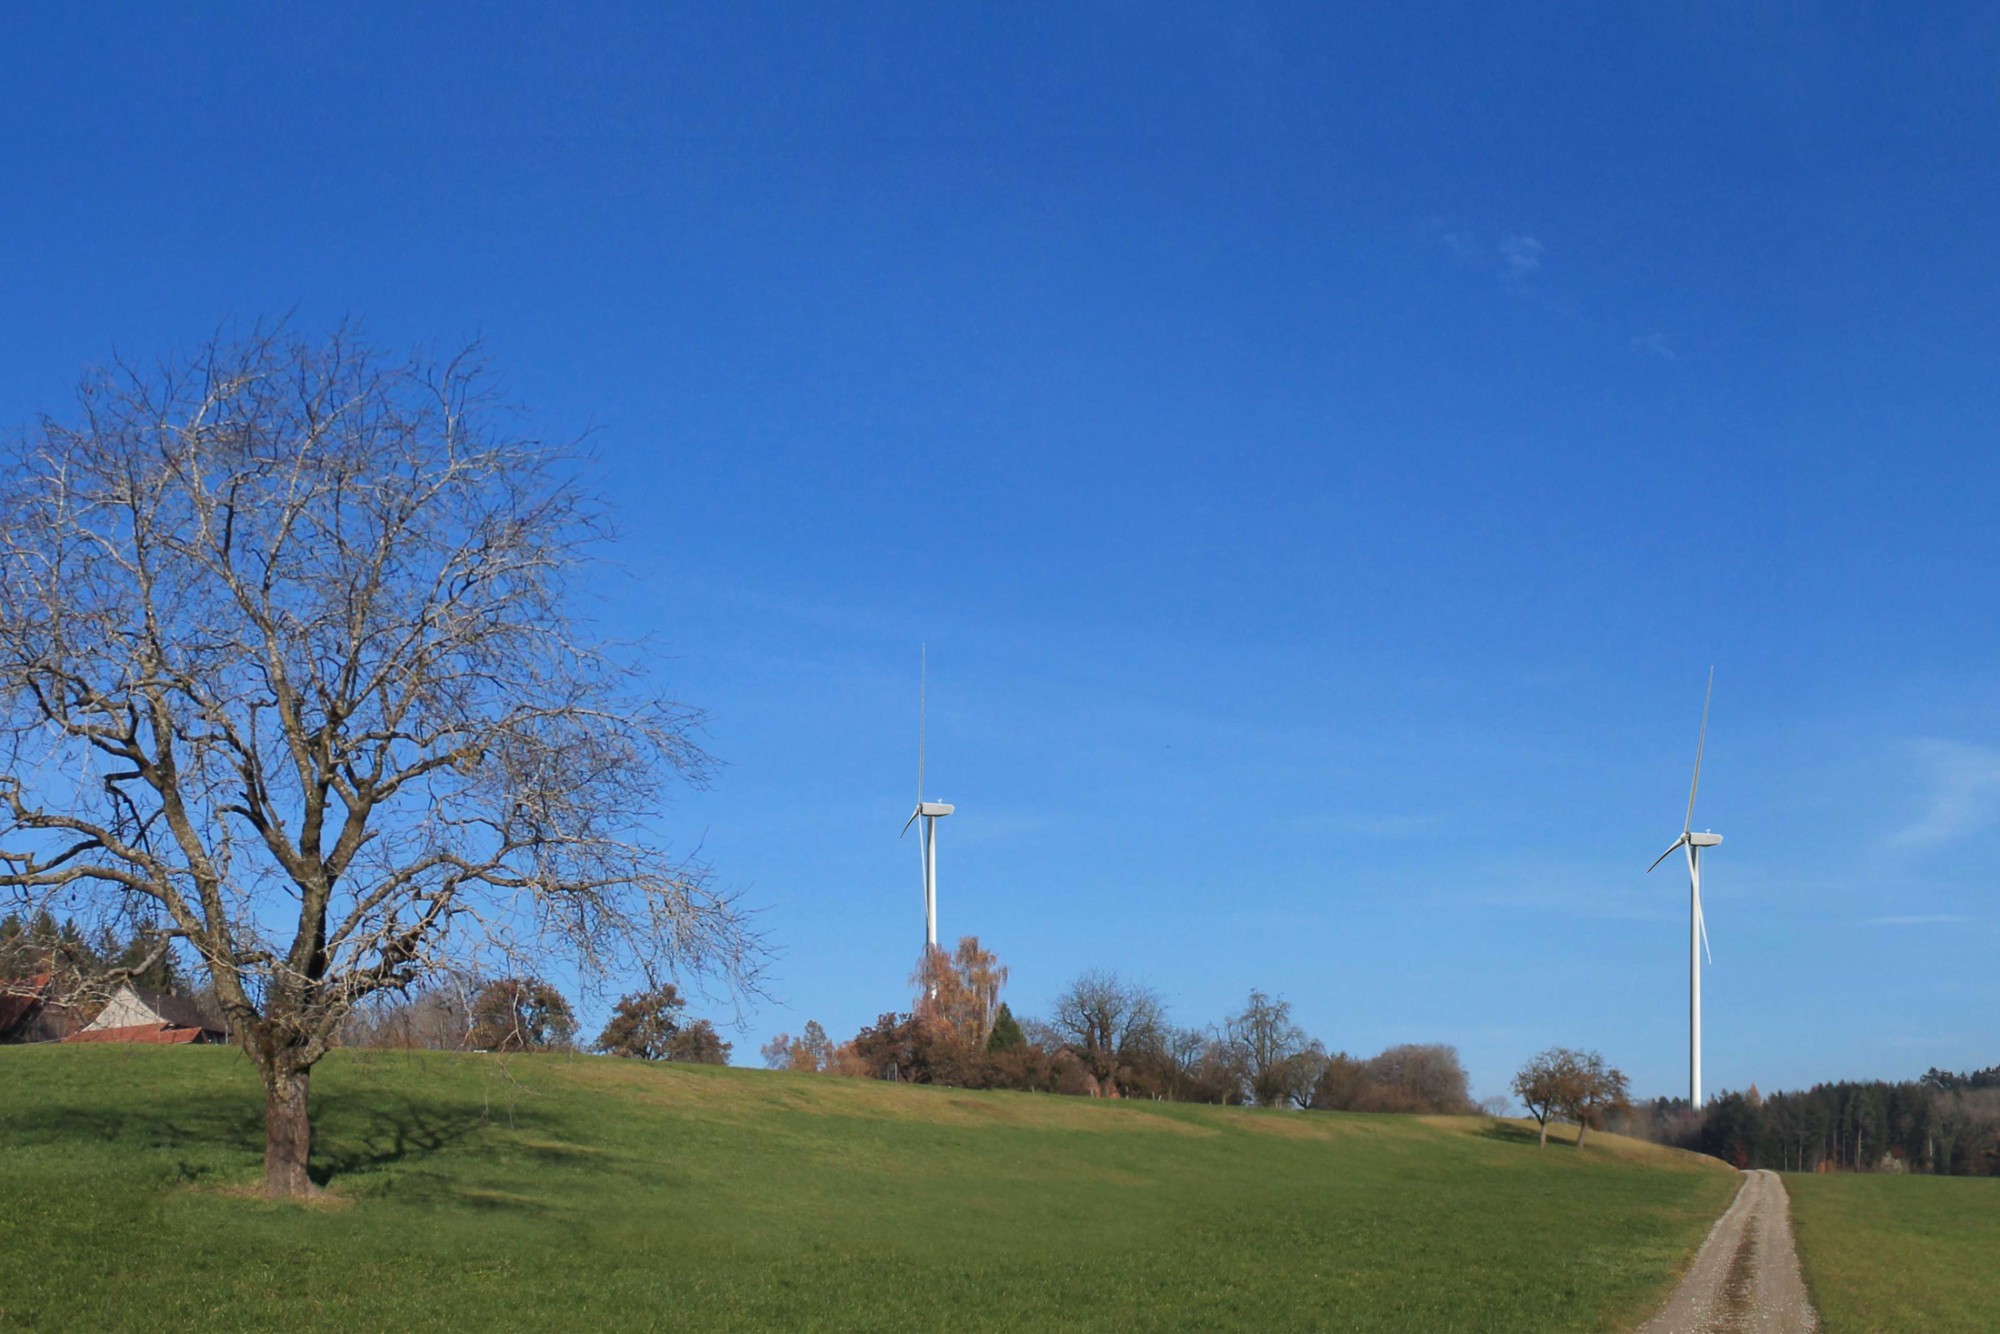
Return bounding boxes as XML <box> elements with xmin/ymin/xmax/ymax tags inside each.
<box><xmin>1696</xmin><ymin>893</ymin><xmax>1713</xmax><ymax>965</ymax></box>
<box><xmin>1646</xmin><ymin>836</ymin><xmax>1688</xmax><ymax>874</ymax></box>
<box><xmin>1685</xmin><ymin>667</ymin><xmax>1713</xmax><ymax>836</ymax></box>
<box><xmin>900</xmin><ymin>806</ymin><xmax>920</xmax><ymax>839</ymax></box>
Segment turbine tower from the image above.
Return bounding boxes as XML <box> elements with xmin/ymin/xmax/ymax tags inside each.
<box><xmin>900</xmin><ymin>646</ymin><xmax>953</xmax><ymax>951</ymax></box>
<box><xmin>1647</xmin><ymin>669</ymin><xmax>1722</xmax><ymax>1108</ymax></box>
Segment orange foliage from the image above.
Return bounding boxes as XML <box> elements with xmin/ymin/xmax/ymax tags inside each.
<box><xmin>911</xmin><ymin>935</ymin><xmax>1008</xmax><ymax>1065</ymax></box>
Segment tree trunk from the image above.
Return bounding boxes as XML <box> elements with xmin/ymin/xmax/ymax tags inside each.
<box><xmin>1576</xmin><ymin>1121</ymin><xmax>1588</xmax><ymax>1148</ymax></box>
<box><xmin>1537</xmin><ymin>1115</ymin><xmax>1549</xmax><ymax>1147</ymax></box>
<box><xmin>262</xmin><ymin>1065</ymin><xmax>319</xmax><ymax>1198</ymax></box>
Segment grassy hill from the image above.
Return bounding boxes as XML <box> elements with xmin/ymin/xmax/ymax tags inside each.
<box><xmin>0</xmin><ymin>1045</ymin><xmax>1736</xmax><ymax>1331</ymax></box>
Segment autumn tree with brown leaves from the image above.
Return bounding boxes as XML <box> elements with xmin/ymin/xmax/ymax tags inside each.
<box><xmin>761</xmin><ymin>1019</ymin><xmax>834</xmax><ymax>1073</ymax></box>
<box><xmin>1567</xmin><ymin>1051</ymin><xmax>1631</xmax><ymax>1147</ymax></box>
<box><xmin>468</xmin><ymin>977</ymin><xmax>577</xmax><ymax>1052</ymax></box>
<box><xmin>596</xmin><ymin>983</ymin><xmax>730</xmax><ymax>1063</ymax></box>
<box><xmin>1513</xmin><ymin>1048</ymin><xmax>1588</xmax><ymax>1147</ymax></box>
<box><xmin>913</xmin><ymin>935</ymin><xmax>1008</xmax><ymax>1076</ymax></box>
<box><xmin>1312</xmin><ymin>1043</ymin><xmax>1475</xmax><ymax>1114</ymax></box>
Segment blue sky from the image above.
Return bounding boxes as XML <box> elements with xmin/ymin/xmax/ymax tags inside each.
<box><xmin>3</xmin><ymin>4</ymin><xmax>1997</xmax><ymax>1103</ymax></box>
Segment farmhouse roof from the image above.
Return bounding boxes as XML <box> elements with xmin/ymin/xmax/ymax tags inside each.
<box><xmin>71</xmin><ymin>983</ymin><xmax>227</xmax><ymax>1041</ymax></box>
<box><xmin>131</xmin><ymin>989</ymin><xmax>216</xmax><ymax>1032</ymax></box>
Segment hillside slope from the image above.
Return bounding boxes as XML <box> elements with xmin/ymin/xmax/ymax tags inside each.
<box><xmin>0</xmin><ymin>1046</ymin><xmax>1735</xmax><ymax>1331</ymax></box>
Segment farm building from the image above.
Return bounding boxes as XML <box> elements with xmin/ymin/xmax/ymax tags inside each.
<box><xmin>63</xmin><ymin>984</ymin><xmax>227</xmax><ymax>1045</ymax></box>
<box><xmin>0</xmin><ymin>973</ymin><xmax>81</xmax><ymax>1044</ymax></box>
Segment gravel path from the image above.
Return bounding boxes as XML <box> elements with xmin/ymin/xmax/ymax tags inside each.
<box><xmin>1638</xmin><ymin>1169</ymin><xmax>1818</xmax><ymax>1333</ymax></box>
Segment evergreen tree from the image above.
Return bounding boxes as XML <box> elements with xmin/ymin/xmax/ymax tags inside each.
<box><xmin>987</xmin><ymin>1003</ymin><xmax>1025</xmax><ymax>1053</ymax></box>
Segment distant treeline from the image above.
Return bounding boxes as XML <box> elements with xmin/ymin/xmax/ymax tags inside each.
<box><xmin>1618</xmin><ymin>1069</ymin><xmax>2000</xmax><ymax>1176</ymax></box>
<box><xmin>763</xmin><ymin>937</ymin><xmax>1486</xmax><ymax>1113</ymax></box>
<box><xmin>0</xmin><ymin>910</ymin><xmax>186</xmax><ymax>996</ymax></box>
<box><xmin>1</xmin><ymin>910</ymin><xmax>206</xmax><ymax>1043</ymax></box>
<box><xmin>341</xmin><ymin>978</ymin><xmax>732</xmax><ymax>1065</ymax></box>
<box><xmin>3</xmin><ymin>912</ymin><xmax>739</xmax><ymax>1067</ymax></box>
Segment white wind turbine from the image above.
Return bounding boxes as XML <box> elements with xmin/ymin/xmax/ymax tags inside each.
<box><xmin>900</xmin><ymin>646</ymin><xmax>953</xmax><ymax>952</ymax></box>
<box><xmin>1646</xmin><ymin>669</ymin><xmax>1722</xmax><ymax>1108</ymax></box>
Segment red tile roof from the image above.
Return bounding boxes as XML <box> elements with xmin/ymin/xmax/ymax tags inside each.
<box><xmin>63</xmin><ymin>1023</ymin><xmax>215</xmax><ymax>1045</ymax></box>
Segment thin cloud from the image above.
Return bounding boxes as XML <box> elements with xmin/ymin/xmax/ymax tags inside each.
<box><xmin>1425</xmin><ymin>220</ymin><xmax>1596</xmax><ymax>331</ymax></box>
<box><xmin>1497</xmin><ymin>234</ymin><xmax>1544</xmax><ymax>282</ymax></box>
<box><xmin>1423</xmin><ymin>220</ymin><xmax>1540</xmax><ymax>282</ymax></box>
<box><xmin>1630</xmin><ymin>331</ymin><xmax>1676</xmax><ymax>361</ymax></box>
<box><xmin>1891</xmin><ymin>739</ymin><xmax>2000</xmax><ymax>848</ymax></box>
<box><xmin>1861</xmin><ymin>914</ymin><xmax>1973</xmax><ymax>926</ymax></box>
<box><xmin>1420</xmin><ymin>216</ymin><xmax>1483</xmax><ymax>267</ymax></box>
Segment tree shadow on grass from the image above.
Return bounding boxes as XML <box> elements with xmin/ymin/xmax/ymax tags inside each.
<box><xmin>3</xmin><ymin>1091</ymin><xmax>567</xmax><ymax>1202</ymax></box>
<box><xmin>309</xmin><ymin>1097</ymin><xmax>492</xmax><ymax>1186</ymax></box>
<box><xmin>3</xmin><ymin>1094</ymin><xmax>263</xmax><ymax>1159</ymax></box>
<box><xmin>1477</xmin><ymin>1119</ymin><xmax>1553</xmax><ymax>1148</ymax></box>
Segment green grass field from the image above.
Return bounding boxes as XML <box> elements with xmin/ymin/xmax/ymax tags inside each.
<box><xmin>1787</xmin><ymin>1172</ymin><xmax>2000</xmax><ymax>1334</ymax></box>
<box><xmin>0</xmin><ymin>1045</ymin><xmax>1736</xmax><ymax>1331</ymax></box>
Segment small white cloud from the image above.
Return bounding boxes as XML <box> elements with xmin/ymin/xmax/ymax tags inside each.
<box><xmin>1630</xmin><ymin>332</ymin><xmax>1676</xmax><ymax>361</ymax></box>
<box><xmin>1421</xmin><ymin>217</ymin><xmax>1483</xmax><ymax>266</ymax></box>
<box><xmin>1497</xmin><ymin>235</ymin><xmax>1544</xmax><ymax>281</ymax></box>
<box><xmin>1892</xmin><ymin>739</ymin><xmax>2000</xmax><ymax>849</ymax></box>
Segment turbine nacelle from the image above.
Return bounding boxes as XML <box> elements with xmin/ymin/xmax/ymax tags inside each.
<box><xmin>898</xmin><ymin>800</ymin><xmax>955</xmax><ymax>838</ymax></box>
<box><xmin>1646</xmin><ymin>828</ymin><xmax>1725</xmax><ymax>873</ymax></box>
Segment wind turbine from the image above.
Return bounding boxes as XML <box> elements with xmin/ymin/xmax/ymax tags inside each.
<box><xmin>900</xmin><ymin>646</ymin><xmax>953</xmax><ymax>952</ymax></box>
<box><xmin>1647</xmin><ymin>669</ymin><xmax>1722</xmax><ymax>1108</ymax></box>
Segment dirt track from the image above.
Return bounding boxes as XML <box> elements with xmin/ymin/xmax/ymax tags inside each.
<box><xmin>1638</xmin><ymin>1169</ymin><xmax>1817</xmax><ymax>1333</ymax></box>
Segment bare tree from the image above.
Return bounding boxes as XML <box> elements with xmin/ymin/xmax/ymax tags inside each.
<box><xmin>1048</xmin><ymin>969</ymin><xmax>1164</xmax><ymax>1098</ymax></box>
<box><xmin>338</xmin><ymin>981</ymin><xmax>473</xmax><ymax>1050</ymax></box>
<box><xmin>1157</xmin><ymin>1025</ymin><xmax>1215</xmax><ymax>1102</ymax></box>
<box><xmin>1225</xmin><ymin>989</ymin><xmax>1321</xmax><ymax>1108</ymax></box>
<box><xmin>0</xmin><ymin>328</ymin><xmax>759</xmax><ymax>1196</ymax></box>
